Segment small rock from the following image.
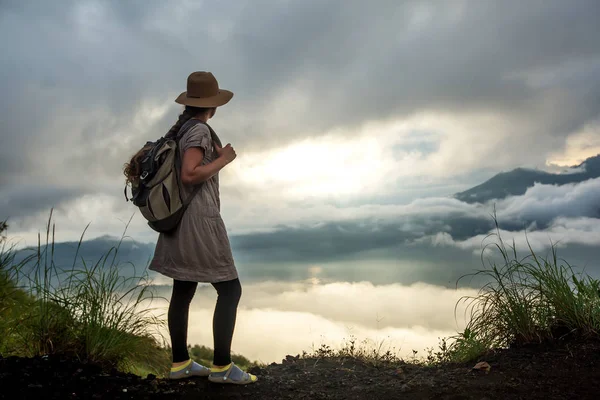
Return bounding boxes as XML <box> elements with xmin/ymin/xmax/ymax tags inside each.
<box><xmin>248</xmin><ymin>366</ymin><xmax>263</xmax><ymax>375</ymax></box>
<box><xmin>27</xmin><ymin>384</ymin><xmax>43</xmax><ymax>389</ymax></box>
<box><xmin>282</xmin><ymin>354</ymin><xmax>300</xmax><ymax>364</ymax></box>
<box><xmin>472</xmin><ymin>361</ymin><xmax>491</xmax><ymax>374</ymax></box>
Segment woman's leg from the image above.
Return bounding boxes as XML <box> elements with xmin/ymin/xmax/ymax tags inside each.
<box><xmin>168</xmin><ymin>279</ymin><xmax>198</xmax><ymax>364</ymax></box>
<box><xmin>211</xmin><ymin>278</ymin><xmax>242</xmax><ymax>367</ymax></box>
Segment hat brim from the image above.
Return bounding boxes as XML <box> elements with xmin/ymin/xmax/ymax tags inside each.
<box><xmin>174</xmin><ymin>89</ymin><xmax>233</xmax><ymax>108</ymax></box>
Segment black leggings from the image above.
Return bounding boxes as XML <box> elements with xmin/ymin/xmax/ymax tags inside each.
<box><xmin>168</xmin><ymin>278</ymin><xmax>242</xmax><ymax>365</ymax></box>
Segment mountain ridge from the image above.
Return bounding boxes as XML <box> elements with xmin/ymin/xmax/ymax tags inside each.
<box><xmin>454</xmin><ymin>154</ymin><xmax>600</xmax><ymax>204</ymax></box>
<box><xmin>14</xmin><ymin>235</ymin><xmax>155</xmax><ymax>277</ymax></box>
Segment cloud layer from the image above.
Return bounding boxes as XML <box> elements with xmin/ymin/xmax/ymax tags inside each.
<box><xmin>149</xmin><ymin>279</ymin><xmax>478</xmax><ymax>363</ymax></box>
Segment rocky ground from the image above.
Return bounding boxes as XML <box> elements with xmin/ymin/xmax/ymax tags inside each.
<box><xmin>2</xmin><ymin>339</ymin><xmax>599</xmax><ymax>399</ymax></box>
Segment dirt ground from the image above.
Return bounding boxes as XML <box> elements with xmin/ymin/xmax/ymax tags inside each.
<box><xmin>2</xmin><ymin>339</ymin><xmax>599</xmax><ymax>399</ymax></box>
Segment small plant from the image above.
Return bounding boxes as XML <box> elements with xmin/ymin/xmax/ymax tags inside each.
<box><xmin>424</xmin><ymin>337</ymin><xmax>452</xmax><ymax>365</ymax></box>
<box><xmin>302</xmin><ymin>335</ymin><xmax>402</xmax><ymax>367</ymax></box>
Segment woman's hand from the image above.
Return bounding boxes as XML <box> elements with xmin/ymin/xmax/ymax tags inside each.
<box><xmin>215</xmin><ymin>142</ymin><xmax>237</xmax><ymax>164</ymax></box>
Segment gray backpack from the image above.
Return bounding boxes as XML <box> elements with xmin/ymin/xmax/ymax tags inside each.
<box><xmin>124</xmin><ymin>119</ymin><xmax>220</xmax><ymax>233</ymax></box>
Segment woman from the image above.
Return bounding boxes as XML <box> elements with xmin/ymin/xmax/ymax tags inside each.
<box><xmin>124</xmin><ymin>71</ymin><xmax>257</xmax><ymax>385</ymax></box>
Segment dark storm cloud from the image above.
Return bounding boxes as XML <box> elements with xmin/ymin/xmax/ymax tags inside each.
<box><xmin>229</xmin><ymin>212</ymin><xmax>521</xmax><ymax>265</ymax></box>
<box><xmin>225</xmin><ymin>0</ymin><xmax>600</xmax><ymax>149</ymax></box>
<box><xmin>0</xmin><ymin>184</ymin><xmax>87</xmax><ymax>220</ymax></box>
<box><xmin>1</xmin><ymin>0</ymin><xmax>600</xmax><ymax>218</ymax></box>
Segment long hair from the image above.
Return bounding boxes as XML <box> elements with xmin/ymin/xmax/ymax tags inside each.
<box><xmin>123</xmin><ymin>105</ymin><xmax>212</xmax><ymax>185</ymax></box>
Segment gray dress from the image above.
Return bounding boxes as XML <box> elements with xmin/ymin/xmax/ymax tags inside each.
<box><xmin>148</xmin><ymin>123</ymin><xmax>238</xmax><ymax>283</ymax></box>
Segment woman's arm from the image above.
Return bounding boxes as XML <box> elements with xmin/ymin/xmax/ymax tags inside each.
<box><xmin>180</xmin><ymin>143</ymin><xmax>237</xmax><ymax>185</ymax></box>
<box><xmin>180</xmin><ymin>148</ymin><xmax>227</xmax><ymax>185</ymax></box>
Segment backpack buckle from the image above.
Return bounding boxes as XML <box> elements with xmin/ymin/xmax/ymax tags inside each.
<box><xmin>140</xmin><ymin>171</ymin><xmax>149</xmax><ymax>180</ymax></box>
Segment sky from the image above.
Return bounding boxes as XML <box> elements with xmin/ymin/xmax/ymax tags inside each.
<box><xmin>1</xmin><ymin>0</ymin><xmax>600</xmax><ymax>250</ymax></box>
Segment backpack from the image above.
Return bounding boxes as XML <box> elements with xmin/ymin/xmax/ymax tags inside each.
<box><xmin>124</xmin><ymin>119</ymin><xmax>220</xmax><ymax>234</ymax></box>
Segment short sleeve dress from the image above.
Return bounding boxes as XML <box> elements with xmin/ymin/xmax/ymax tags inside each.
<box><xmin>148</xmin><ymin>123</ymin><xmax>238</xmax><ymax>283</ymax></box>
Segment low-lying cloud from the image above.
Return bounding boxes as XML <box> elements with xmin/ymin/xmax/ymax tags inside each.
<box><xmin>425</xmin><ymin>217</ymin><xmax>600</xmax><ymax>255</ymax></box>
<box><xmin>149</xmin><ymin>280</ymin><xmax>478</xmax><ymax>363</ymax></box>
<box><xmin>7</xmin><ymin>176</ymin><xmax>600</xmax><ymax>276</ymax></box>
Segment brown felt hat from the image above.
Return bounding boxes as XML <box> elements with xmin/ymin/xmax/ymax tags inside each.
<box><xmin>175</xmin><ymin>71</ymin><xmax>233</xmax><ymax>108</ymax></box>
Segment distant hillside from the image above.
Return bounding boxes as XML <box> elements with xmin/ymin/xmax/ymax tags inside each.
<box><xmin>14</xmin><ymin>235</ymin><xmax>155</xmax><ymax>278</ymax></box>
<box><xmin>454</xmin><ymin>154</ymin><xmax>600</xmax><ymax>204</ymax></box>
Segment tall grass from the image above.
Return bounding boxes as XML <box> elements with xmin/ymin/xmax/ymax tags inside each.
<box><xmin>0</xmin><ymin>220</ymin><xmax>34</xmax><ymax>354</ymax></box>
<box><xmin>0</xmin><ymin>212</ymin><xmax>169</xmax><ymax>376</ymax></box>
<box><xmin>447</xmin><ymin>218</ymin><xmax>600</xmax><ymax>363</ymax></box>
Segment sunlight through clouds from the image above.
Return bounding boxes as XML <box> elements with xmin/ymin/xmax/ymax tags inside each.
<box><xmin>548</xmin><ymin>119</ymin><xmax>600</xmax><ymax>167</ymax></box>
<box><xmin>232</xmin><ymin>135</ymin><xmax>387</xmax><ymax>197</ymax></box>
<box><xmin>223</xmin><ymin>110</ymin><xmax>542</xmax><ymax>204</ymax></box>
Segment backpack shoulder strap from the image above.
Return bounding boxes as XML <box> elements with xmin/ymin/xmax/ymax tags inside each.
<box><xmin>203</xmin><ymin>122</ymin><xmax>222</xmax><ymax>148</ymax></box>
<box><xmin>175</xmin><ymin>119</ymin><xmax>221</xmax><ymax>147</ymax></box>
<box><xmin>175</xmin><ymin>118</ymin><xmax>203</xmax><ymax>140</ymax></box>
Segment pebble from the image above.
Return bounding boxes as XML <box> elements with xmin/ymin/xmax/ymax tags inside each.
<box><xmin>27</xmin><ymin>384</ymin><xmax>43</xmax><ymax>389</ymax></box>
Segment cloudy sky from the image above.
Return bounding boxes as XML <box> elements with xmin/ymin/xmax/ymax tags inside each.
<box><xmin>1</xmin><ymin>0</ymin><xmax>600</xmax><ymax>252</ymax></box>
